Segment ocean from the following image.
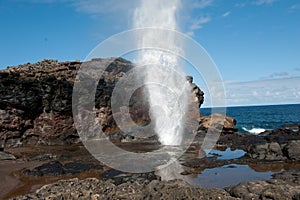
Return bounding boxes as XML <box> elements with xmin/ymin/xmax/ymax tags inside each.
<box><xmin>200</xmin><ymin>104</ymin><xmax>300</xmax><ymax>134</ymax></box>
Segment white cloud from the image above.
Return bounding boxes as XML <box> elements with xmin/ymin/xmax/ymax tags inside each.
<box><xmin>186</xmin><ymin>16</ymin><xmax>211</xmax><ymax>36</ymax></box>
<box><xmin>235</xmin><ymin>3</ymin><xmax>247</xmax><ymax>7</ymax></box>
<box><xmin>226</xmin><ymin>77</ymin><xmax>300</xmax><ymax>106</ymax></box>
<box><xmin>290</xmin><ymin>4</ymin><xmax>300</xmax><ymax>10</ymax></box>
<box><xmin>17</xmin><ymin>0</ymin><xmax>72</xmax><ymax>3</ymax></box>
<box><xmin>259</xmin><ymin>72</ymin><xmax>292</xmax><ymax>80</ymax></box>
<box><xmin>295</xmin><ymin>67</ymin><xmax>300</xmax><ymax>71</ymax></box>
<box><xmin>191</xmin><ymin>0</ymin><xmax>214</xmax><ymax>9</ymax></box>
<box><xmin>201</xmin><ymin>77</ymin><xmax>300</xmax><ymax>107</ymax></box>
<box><xmin>269</xmin><ymin>72</ymin><xmax>289</xmax><ymax>78</ymax></box>
<box><xmin>72</xmin><ymin>0</ymin><xmax>139</xmax><ymax>15</ymax></box>
<box><xmin>254</xmin><ymin>0</ymin><xmax>276</xmax><ymax>5</ymax></box>
<box><xmin>222</xmin><ymin>11</ymin><xmax>231</xmax><ymax>17</ymax></box>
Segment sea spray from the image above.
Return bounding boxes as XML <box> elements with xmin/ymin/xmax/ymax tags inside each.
<box><xmin>133</xmin><ymin>0</ymin><xmax>189</xmax><ymax>145</ymax></box>
<box><xmin>242</xmin><ymin>127</ymin><xmax>266</xmax><ymax>135</ymax></box>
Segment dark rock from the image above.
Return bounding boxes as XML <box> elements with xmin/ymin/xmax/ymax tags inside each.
<box><xmin>282</xmin><ymin>140</ymin><xmax>300</xmax><ymax>160</ymax></box>
<box><xmin>187</xmin><ymin>76</ymin><xmax>204</xmax><ymax>108</ymax></box>
<box><xmin>227</xmin><ymin>171</ymin><xmax>300</xmax><ymax>200</ymax></box>
<box><xmin>24</xmin><ymin>160</ymin><xmax>103</xmax><ymax>176</ymax></box>
<box><xmin>24</xmin><ymin>160</ymin><xmax>64</xmax><ymax>176</ymax></box>
<box><xmin>247</xmin><ymin>142</ymin><xmax>284</xmax><ymax>160</ymax></box>
<box><xmin>246</xmin><ymin>140</ymin><xmax>300</xmax><ymax>161</ymax></box>
<box><xmin>272</xmin><ymin>171</ymin><xmax>300</xmax><ymax>186</ymax></box>
<box><xmin>262</xmin><ymin>124</ymin><xmax>300</xmax><ymax>144</ymax></box>
<box><xmin>0</xmin><ymin>58</ymin><xmax>204</xmax><ymax>147</ymax></box>
<box><xmin>63</xmin><ymin>162</ymin><xmax>103</xmax><ymax>175</ymax></box>
<box><xmin>100</xmin><ymin>168</ymin><xmax>159</xmax><ymax>185</ymax></box>
<box><xmin>264</xmin><ymin>124</ymin><xmax>300</xmax><ymax>135</ymax></box>
<box><xmin>217</xmin><ymin>132</ymin><xmax>266</xmax><ymax>151</ymax></box>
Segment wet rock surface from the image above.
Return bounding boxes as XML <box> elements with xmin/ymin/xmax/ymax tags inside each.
<box><xmin>1</xmin><ymin>59</ymin><xmax>300</xmax><ymax>199</ymax></box>
<box><xmin>23</xmin><ymin>160</ymin><xmax>103</xmax><ymax>176</ymax></box>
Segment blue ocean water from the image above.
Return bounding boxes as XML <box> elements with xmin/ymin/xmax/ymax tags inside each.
<box><xmin>200</xmin><ymin>104</ymin><xmax>300</xmax><ymax>134</ymax></box>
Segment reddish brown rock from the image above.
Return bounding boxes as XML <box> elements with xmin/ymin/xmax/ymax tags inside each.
<box><xmin>199</xmin><ymin>113</ymin><xmax>238</xmax><ymax>134</ymax></box>
<box><xmin>0</xmin><ymin>58</ymin><xmax>204</xmax><ymax>147</ymax></box>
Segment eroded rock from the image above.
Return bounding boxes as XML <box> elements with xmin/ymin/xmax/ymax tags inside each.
<box><xmin>282</xmin><ymin>140</ymin><xmax>300</xmax><ymax>161</ymax></box>
<box><xmin>199</xmin><ymin>113</ymin><xmax>238</xmax><ymax>134</ymax></box>
<box><xmin>0</xmin><ymin>59</ymin><xmax>204</xmax><ymax>147</ymax></box>
<box><xmin>12</xmin><ymin>178</ymin><xmax>236</xmax><ymax>200</ymax></box>
<box><xmin>247</xmin><ymin>142</ymin><xmax>284</xmax><ymax>160</ymax></box>
<box><xmin>227</xmin><ymin>171</ymin><xmax>300</xmax><ymax>200</ymax></box>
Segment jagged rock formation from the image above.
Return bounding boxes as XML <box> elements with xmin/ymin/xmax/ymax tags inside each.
<box><xmin>0</xmin><ymin>58</ymin><xmax>204</xmax><ymax>147</ymax></box>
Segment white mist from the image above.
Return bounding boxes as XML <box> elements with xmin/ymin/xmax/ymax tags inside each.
<box><xmin>133</xmin><ymin>0</ymin><xmax>189</xmax><ymax>145</ymax></box>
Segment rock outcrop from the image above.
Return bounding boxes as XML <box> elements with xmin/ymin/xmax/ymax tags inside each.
<box><xmin>0</xmin><ymin>59</ymin><xmax>204</xmax><ymax>147</ymax></box>
<box><xmin>247</xmin><ymin>140</ymin><xmax>300</xmax><ymax>161</ymax></box>
<box><xmin>198</xmin><ymin>113</ymin><xmax>238</xmax><ymax>134</ymax></box>
<box><xmin>247</xmin><ymin>142</ymin><xmax>284</xmax><ymax>160</ymax></box>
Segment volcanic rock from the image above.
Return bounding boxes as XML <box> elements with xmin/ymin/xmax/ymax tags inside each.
<box><xmin>282</xmin><ymin>140</ymin><xmax>300</xmax><ymax>161</ymax></box>
<box><xmin>0</xmin><ymin>59</ymin><xmax>204</xmax><ymax>147</ymax></box>
<box><xmin>227</xmin><ymin>171</ymin><xmax>300</xmax><ymax>200</ymax></box>
<box><xmin>246</xmin><ymin>140</ymin><xmax>300</xmax><ymax>161</ymax></box>
<box><xmin>12</xmin><ymin>178</ymin><xmax>236</xmax><ymax>200</ymax></box>
<box><xmin>247</xmin><ymin>142</ymin><xmax>284</xmax><ymax>160</ymax></box>
<box><xmin>23</xmin><ymin>160</ymin><xmax>103</xmax><ymax>176</ymax></box>
<box><xmin>100</xmin><ymin>168</ymin><xmax>159</xmax><ymax>185</ymax></box>
<box><xmin>261</xmin><ymin>124</ymin><xmax>300</xmax><ymax>144</ymax></box>
<box><xmin>199</xmin><ymin>113</ymin><xmax>238</xmax><ymax>134</ymax></box>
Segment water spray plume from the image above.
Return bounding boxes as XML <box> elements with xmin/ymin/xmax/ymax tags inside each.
<box><xmin>133</xmin><ymin>0</ymin><xmax>189</xmax><ymax>145</ymax></box>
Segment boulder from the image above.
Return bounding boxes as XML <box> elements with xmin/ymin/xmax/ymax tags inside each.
<box><xmin>282</xmin><ymin>140</ymin><xmax>300</xmax><ymax>160</ymax></box>
<box><xmin>247</xmin><ymin>142</ymin><xmax>284</xmax><ymax>160</ymax></box>
<box><xmin>199</xmin><ymin>113</ymin><xmax>238</xmax><ymax>134</ymax></box>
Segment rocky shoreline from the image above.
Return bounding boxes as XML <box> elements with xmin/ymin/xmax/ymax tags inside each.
<box><xmin>10</xmin><ymin>171</ymin><xmax>300</xmax><ymax>200</ymax></box>
<box><xmin>1</xmin><ymin>59</ymin><xmax>300</xmax><ymax>199</ymax></box>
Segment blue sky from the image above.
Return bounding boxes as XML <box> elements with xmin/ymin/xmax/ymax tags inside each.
<box><xmin>0</xmin><ymin>0</ymin><xmax>299</xmax><ymax>106</ymax></box>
